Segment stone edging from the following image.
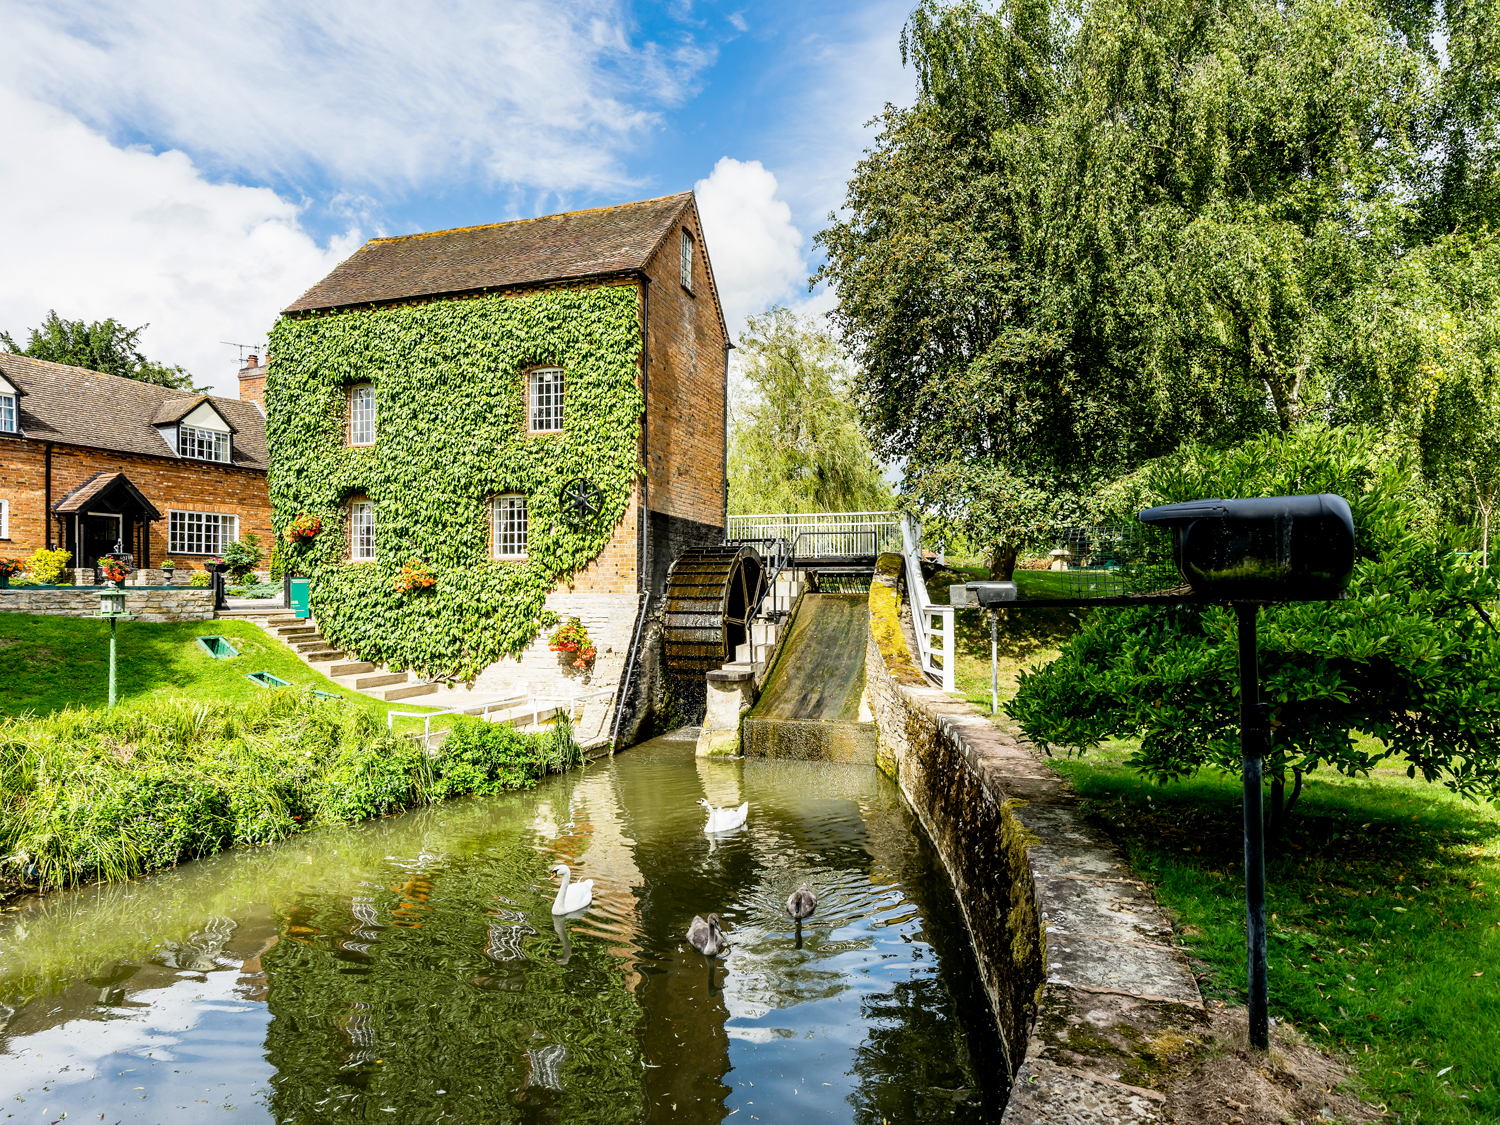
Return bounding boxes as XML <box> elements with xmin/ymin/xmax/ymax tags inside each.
<box><xmin>864</xmin><ymin>555</ymin><xmax>1206</xmax><ymax>1123</ymax></box>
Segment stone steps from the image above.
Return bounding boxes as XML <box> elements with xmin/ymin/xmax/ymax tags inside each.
<box><xmin>383</xmin><ymin>682</ymin><xmax>439</xmax><ymax>701</ymax></box>
<box><xmin>330</xmin><ymin>660</ymin><xmax>376</xmax><ymax>676</ymax></box>
<box><xmin>355</xmin><ymin>671</ymin><xmax>408</xmax><ymax>690</ymax></box>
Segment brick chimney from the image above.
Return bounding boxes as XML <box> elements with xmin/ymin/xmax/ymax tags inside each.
<box><xmin>238</xmin><ymin>353</ymin><xmax>266</xmax><ymax>410</ymax></box>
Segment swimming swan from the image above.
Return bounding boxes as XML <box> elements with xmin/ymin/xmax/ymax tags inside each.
<box><xmin>787</xmin><ymin>884</ymin><xmax>817</xmax><ymax>921</ymax></box>
<box><xmin>686</xmin><ymin>913</ymin><xmax>728</xmax><ymax>957</ymax></box>
<box><xmin>549</xmin><ymin>863</ymin><xmax>593</xmax><ymax>914</ymax></box>
<box><xmin>697</xmin><ymin>798</ymin><xmax>748</xmax><ymax>833</ymax></box>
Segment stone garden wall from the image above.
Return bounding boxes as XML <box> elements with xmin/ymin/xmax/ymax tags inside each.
<box><xmin>865</xmin><ymin>555</ymin><xmax>1207</xmax><ymax>1124</ymax></box>
<box><xmin>0</xmin><ymin>587</ymin><xmax>215</xmax><ymax>622</ymax></box>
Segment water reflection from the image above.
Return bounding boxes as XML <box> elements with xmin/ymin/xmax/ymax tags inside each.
<box><xmin>0</xmin><ymin>731</ymin><xmax>1008</xmax><ymax>1123</ymax></box>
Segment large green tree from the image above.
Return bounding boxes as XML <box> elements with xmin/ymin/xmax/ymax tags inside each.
<box><xmin>1009</xmin><ymin>427</ymin><xmax>1500</xmax><ymax>832</ymax></box>
<box><xmin>817</xmin><ymin>0</ymin><xmax>1500</xmax><ymax>570</ymax></box>
<box><xmin>1</xmin><ymin>310</ymin><xmax>201</xmax><ymax>390</ymax></box>
<box><xmin>728</xmin><ymin>307</ymin><xmax>893</xmax><ymax>515</ymax></box>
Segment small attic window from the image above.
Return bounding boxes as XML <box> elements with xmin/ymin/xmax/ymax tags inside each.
<box><xmin>680</xmin><ymin>230</ymin><xmax>694</xmax><ymax>291</ymax></box>
<box><xmin>0</xmin><ymin>392</ymin><xmax>14</xmax><ymax>433</ymax></box>
<box><xmin>180</xmin><ymin>425</ymin><xmax>229</xmax><ymax>462</ymax></box>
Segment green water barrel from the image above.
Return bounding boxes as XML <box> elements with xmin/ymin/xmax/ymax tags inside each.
<box><xmin>290</xmin><ymin>577</ymin><xmax>311</xmax><ymax>619</ymax></box>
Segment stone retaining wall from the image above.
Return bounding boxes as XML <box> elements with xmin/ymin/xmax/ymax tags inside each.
<box><xmin>0</xmin><ymin>587</ymin><xmax>215</xmax><ymax>622</ymax></box>
<box><xmin>865</xmin><ymin>555</ymin><xmax>1206</xmax><ymax>1123</ymax></box>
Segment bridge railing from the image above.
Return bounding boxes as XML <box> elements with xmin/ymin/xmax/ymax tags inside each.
<box><xmin>727</xmin><ymin>512</ymin><xmax>901</xmax><ymax>557</ymax></box>
<box><xmin>900</xmin><ymin>514</ymin><xmax>956</xmax><ymax>693</ymax></box>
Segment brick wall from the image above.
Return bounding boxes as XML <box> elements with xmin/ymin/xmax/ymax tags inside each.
<box><xmin>0</xmin><ymin>435</ymin><xmax>271</xmax><ymax>574</ymax></box>
<box><xmin>0</xmin><ymin>587</ymin><xmax>216</xmax><ymax>621</ymax></box>
<box><xmin>643</xmin><ymin>199</ymin><xmax>728</xmax><ymax>532</ymax></box>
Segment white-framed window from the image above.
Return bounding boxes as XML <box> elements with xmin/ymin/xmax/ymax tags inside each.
<box><xmin>0</xmin><ymin>393</ymin><xmax>15</xmax><ymax>433</ymax></box>
<box><xmin>493</xmin><ymin>495</ymin><xmax>528</xmax><ymax>559</ymax></box>
<box><xmin>350</xmin><ymin>501</ymin><xmax>376</xmax><ymax>561</ymax></box>
<box><xmin>680</xmin><ymin>230</ymin><xmax>694</xmax><ymax>291</ymax></box>
<box><xmin>169</xmin><ymin>510</ymin><xmax>238</xmax><ymax>554</ymax></box>
<box><xmin>350</xmin><ymin>384</ymin><xmax>376</xmax><ymax>445</ymax></box>
<box><xmin>179</xmin><ymin>425</ymin><xmax>230</xmax><ymax>462</ymax></box>
<box><xmin>0</xmin><ymin>499</ymin><xmax>9</xmax><ymax>539</ymax></box>
<box><xmin>528</xmin><ymin>368</ymin><xmax>564</xmax><ymax>433</ymax></box>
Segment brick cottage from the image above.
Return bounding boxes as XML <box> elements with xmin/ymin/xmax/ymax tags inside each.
<box><xmin>268</xmin><ymin>191</ymin><xmax>729</xmax><ymax>735</ymax></box>
<box><xmin>0</xmin><ymin>353</ymin><xmax>272</xmax><ymax>578</ymax></box>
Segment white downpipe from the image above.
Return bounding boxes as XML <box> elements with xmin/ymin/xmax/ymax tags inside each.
<box><xmin>899</xmin><ymin>515</ymin><xmax>956</xmax><ymax>693</ymax></box>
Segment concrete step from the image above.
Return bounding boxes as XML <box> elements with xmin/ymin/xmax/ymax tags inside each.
<box><xmin>304</xmin><ymin>649</ymin><xmax>343</xmax><ymax>662</ymax></box>
<box><xmin>293</xmin><ymin>638</ymin><xmax>330</xmax><ymax>652</ymax></box>
<box><xmin>355</xmin><ymin>672</ymin><xmax>408</xmax><ymax>690</ymax></box>
<box><xmin>266</xmin><ymin>615</ymin><xmax>304</xmax><ymax>627</ymax></box>
<box><xmin>383</xmin><ymin>682</ymin><xmax>438</xmax><ymax>701</ymax></box>
<box><xmin>276</xmin><ymin>625</ymin><xmax>320</xmax><ymax>638</ymax></box>
<box><xmin>331</xmin><ymin>661</ymin><xmax>376</xmax><ymax>676</ymax></box>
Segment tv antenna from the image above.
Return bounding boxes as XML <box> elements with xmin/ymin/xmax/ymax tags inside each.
<box><xmin>221</xmin><ymin>341</ymin><xmax>265</xmax><ymax>364</ymax></box>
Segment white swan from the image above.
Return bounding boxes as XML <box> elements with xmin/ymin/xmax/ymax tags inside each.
<box><xmin>549</xmin><ymin>863</ymin><xmax>592</xmax><ymax>914</ymax></box>
<box><xmin>697</xmin><ymin>798</ymin><xmax>748</xmax><ymax>833</ymax></box>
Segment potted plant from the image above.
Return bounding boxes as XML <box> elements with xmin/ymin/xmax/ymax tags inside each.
<box><xmin>203</xmin><ymin>555</ymin><xmax>229</xmax><ymax>575</ymax></box>
<box><xmin>97</xmin><ymin>556</ymin><xmax>131</xmax><ymax>587</ymax></box>
<box><xmin>0</xmin><ymin>558</ymin><xmax>25</xmax><ymax>589</ymax></box>
<box><xmin>548</xmin><ymin>617</ymin><xmax>596</xmax><ymax>669</ymax></box>
<box><xmin>161</xmin><ymin>558</ymin><xmax>177</xmax><ymax>584</ymax></box>
<box><xmin>395</xmin><ymin>558</ymin><xmax>436</xmax><ymax>595</ymax></box>
<box><xmin>285</xmin><ymin>513</ymin><xmax>324</xmax><ymax>545</ymax></box>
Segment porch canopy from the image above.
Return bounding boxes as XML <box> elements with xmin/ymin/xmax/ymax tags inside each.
<box><xmin>52</xmin><ymin>471</ymin><xmax>163</xmax><ymax>569</ymax></box>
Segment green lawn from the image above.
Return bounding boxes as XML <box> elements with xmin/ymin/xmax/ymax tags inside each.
<box><xmin>0</xmin><ymin>613</ymin><xmax>427</xmax><ymax>724</ymax></box>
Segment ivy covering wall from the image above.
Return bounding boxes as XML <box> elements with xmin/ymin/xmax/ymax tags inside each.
<box><xmin>266</xmin><ymin>285</ymin><xmax>642</xmax><ymax>681</ymax></box>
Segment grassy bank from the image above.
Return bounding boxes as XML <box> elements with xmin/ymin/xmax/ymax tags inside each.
<box><xmin>0</xmin><ymin>613</ymin><xmax>411</xmax><ymax>718</ymax></box>
<box><xmin>0</xmin><ymin>692</ymin><xmax>579</xmax><ymax>896</ymax></box>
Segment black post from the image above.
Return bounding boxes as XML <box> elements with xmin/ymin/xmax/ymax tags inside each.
<box><xmin>1236</xmin><ymin>603</ymin><xmax>1271</xmax><ymax>1050</ymax></box>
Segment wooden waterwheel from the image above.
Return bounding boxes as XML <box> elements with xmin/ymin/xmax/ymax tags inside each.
<box><xmin>662</xmin><ymin>545</ymin><xmax>766</xmax><ymax>678</ymax></box>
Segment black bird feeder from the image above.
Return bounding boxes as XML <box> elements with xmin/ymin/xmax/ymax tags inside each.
<box><xmin>974</xmin><ymin>493</ymin><xmax>1356</xmax><ymax>1049</ymax></box>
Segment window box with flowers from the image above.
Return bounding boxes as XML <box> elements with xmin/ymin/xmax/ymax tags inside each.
<box><xmin>549</xmin><ymin>617</ymin><xmax>596</xmax><ymax>669</ymax></box>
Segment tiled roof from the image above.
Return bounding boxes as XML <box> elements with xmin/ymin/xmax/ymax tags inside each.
<box><xmin>283</xmin><ymin>192</ymin><xmax>695</xmax><ymax>313</ymax></box>
<box><xmin>53</xmin><ymin>471</ymin><xmax>163</xmax><ymax>519</ymax></box>
<box><xmin>0</xmin><ymin>353</ymin><xmax>268</xmax><ymax>471</ymax></box>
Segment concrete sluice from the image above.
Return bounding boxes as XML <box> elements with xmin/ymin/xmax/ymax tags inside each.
<box><xmin>741</xmin><ymin>592</ymin><xmax>878</xmax><ymax>762</ymax></box>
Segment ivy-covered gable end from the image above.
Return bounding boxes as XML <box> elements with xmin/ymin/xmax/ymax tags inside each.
<box><xmin>266</xmin><ymin>285</ymin><xmax>643</xmax><ymax>681</ymax></box>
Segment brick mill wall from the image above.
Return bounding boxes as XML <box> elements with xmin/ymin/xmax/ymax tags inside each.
<box><xmin>0</xmin><ymin>587</ymin><xmax>216</xmax><ymax>621</ymax></box>
<box><xmin>642</xmin><ymin>200</ymin><xmax>727</xmax><ymax>532</ymax></box>
<box><xmin>0</xmin><ymin>437</ymin><xmax>271</xmax><ymax>574</ymax></box>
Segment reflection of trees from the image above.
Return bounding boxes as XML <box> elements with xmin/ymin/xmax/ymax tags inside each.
<box><xmin>261</xmin><ymin>846</ymin><xmax>643</xmax><ymax>1124</ymax></box>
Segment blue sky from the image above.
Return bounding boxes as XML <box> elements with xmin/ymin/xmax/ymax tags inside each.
<box><xmin>0</xmin><ymin>0</ymin><xmax>918</xmax><ymax>394</ymax></box>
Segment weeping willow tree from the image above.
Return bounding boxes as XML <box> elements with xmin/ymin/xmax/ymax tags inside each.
<box><xmin>728</xmin><ymin>307</ymin><xmax>893</xmax><ymax>514</ymax></box>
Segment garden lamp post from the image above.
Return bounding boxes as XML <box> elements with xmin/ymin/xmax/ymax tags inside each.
<box><xmin>96</xmin><ymin>586</ymin><xmax>133</xmax><ymax>709</ymax></box>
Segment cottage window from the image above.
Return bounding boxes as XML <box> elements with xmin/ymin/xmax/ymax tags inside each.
<box><xmin>350</xmin><ymin>501</ymin><xmax>376</xmax><ymax>561</ymax></box>
<box><xmin>179</xmin><ymin>425</ymin><xmax>230</xmax><ymax>462</ymax></box>
<box><xmin>493</xmin><ymin>495</ymin><xmax>528</xmax><ymax>559</ymax></box>
<box><xmin>528</xmin><ymin>368</ymin><xmax>564</xmax><ymax>433</ymax></box>
<box><xmin>350</xmin><ymin>384</ymin><xmax>376</xmax><ymax>445</ymax></box>
<box><xmin>0</xmin><ymin>393</ymin><xmax>15</xmax><ymax>433</ymax></box>
<box><xmin>169</xmin><ymin>510</ymin><xmax>238</xmax><ymax>554</ymax></box>
<box><xmin>680</xmin><ymin>230</ymin><xmax>694</xmax><ymax>291</ymax></box>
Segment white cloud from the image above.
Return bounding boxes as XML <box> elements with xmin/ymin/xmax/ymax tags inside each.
<box><xmin>694</xmin><ymin>157</ymin><xmax>806</xmax><ymax>340</ymax></box>
<box><xmin>0</xmin><ymin>88</ymin><xmax>358</xmax><ymax>394</ymax></box>
<box><xmin>0</xmin><ymin>0</ymin><xmax>712</xmax><ymax>196</ymax></box>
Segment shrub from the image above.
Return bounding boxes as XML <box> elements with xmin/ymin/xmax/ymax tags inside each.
<box><xmin>27</xmin><ymin>547</ymin><xmax>71</xmax><ymax>585</ymax></box>
<box><xmin>222</xmin><ymin>534</ymin><xmax>264</xmax><ymax>583</ymax></box>
<box><xmin>189</xmin><ymin>572</ymin><xmax>211</xmax><ymax>588</ymax></box>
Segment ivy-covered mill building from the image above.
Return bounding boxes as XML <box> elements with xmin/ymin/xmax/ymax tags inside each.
<box><xmin>267</xmin><ymin>192</ymin><xmax>728</xmax><ymax>742</ymax></box>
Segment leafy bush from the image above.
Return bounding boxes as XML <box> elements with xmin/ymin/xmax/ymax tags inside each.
<box><xmin>0</xmin><ymin>693</ymin><xmax>581</xmax><ymax>892</ymax></box>
<box><xmin>27</xmin><ymin>547</ymin><xmax>71</xmax><ymax>585</ymax></box>
<box><xmin>221</xmin><ymin>533</ymin><xmax>264</xmax><ymax>583</ymax></box>
<box><xmin>189</xmin><ymin>572</ymin><xmax>211</xmax><ymax>587</ymax></box>
<box><xmin>1010</xmin><ymin>426</ymin><xmax>1500</xmax><ymax>826</ymax></box>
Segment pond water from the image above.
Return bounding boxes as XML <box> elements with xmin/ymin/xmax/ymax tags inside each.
<box><xmin>0</xmin><ymin>731</ymin><xmax>1009</xmax><ymax>1123</ymax></box>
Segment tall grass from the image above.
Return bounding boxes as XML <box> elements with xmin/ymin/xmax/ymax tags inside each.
<box><xmin>0</xmin><ymin>692</ymin><xmax>580</xmax><ymax>894</ymax></box>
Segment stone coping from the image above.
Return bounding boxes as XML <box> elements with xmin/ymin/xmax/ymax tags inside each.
<box><xmin>0</xmin><ymin>585</ymin><xmax>207</xmax><ymax>592</ymax></box>
<box><xmin>864</xmin><ymin>553</ymin><xmax>1206</xmax><ymax>1123</ymax></box>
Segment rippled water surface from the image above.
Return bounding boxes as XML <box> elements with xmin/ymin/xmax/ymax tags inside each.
<box><xmin>0</xmin><ymin>732</ymin><xmax>1009</xmax><ymax>1123</ymax></box>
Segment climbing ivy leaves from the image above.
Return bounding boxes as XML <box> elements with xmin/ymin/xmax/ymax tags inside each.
<box><xmin>266</xmin><ymin>285</ymin><xmax>642</xmax><ymax>681</ymax></box>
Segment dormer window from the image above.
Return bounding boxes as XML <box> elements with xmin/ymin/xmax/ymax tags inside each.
<box><xmin>680</xmin><ymin>230</ymin><xmax>694</xmax><ymax>291</ymax></box>
<box><xmin>350</xmin><ymin>384</ymin><xmax>376</xmax><ymax>445</ymax></box>
<box><xmin>0</xmin><ymin>392</ymin><xmax>14</xmax><ymax>434</ymax></box>
<box><xmin>180</xmin><ymin>425</ymin><xmax>229</xmax><ymax>462</ymax></box>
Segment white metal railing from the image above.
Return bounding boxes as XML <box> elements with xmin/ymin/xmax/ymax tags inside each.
<box><xmin>900</xmin><ymin>514</ymin><xmax>956</xmax><ymax>692</ymax></box>
<box><xmin>389</xmin><ymin>689</ymin><xmax>614</xmax><ymax>749</ymax></box>
<box><xmin>727</xmin><ymin>511</ymin><xmax>902</xmax><ymax>556</ymax></box>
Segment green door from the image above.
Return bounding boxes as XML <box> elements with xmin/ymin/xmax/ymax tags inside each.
<box><xmin>290</xmin><ymin>578</ymin><xmax>311</xmax><ymax>619</ymax></box>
